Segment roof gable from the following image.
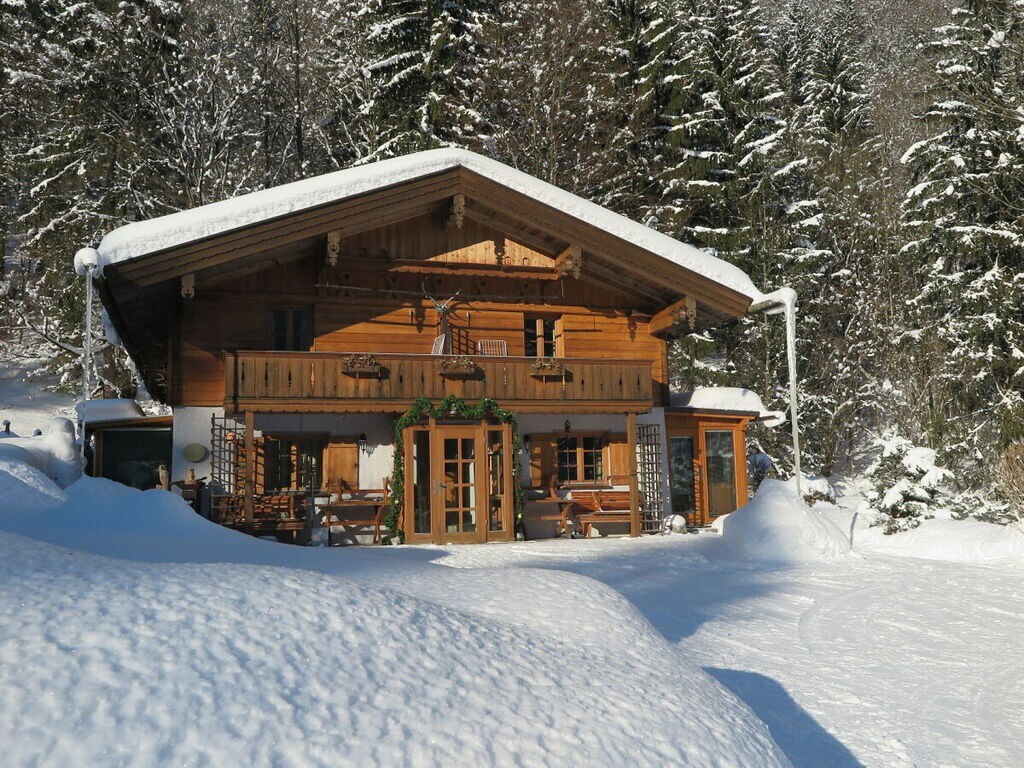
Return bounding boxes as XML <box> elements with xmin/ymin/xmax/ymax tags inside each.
<box><xmin>96</xmin><ymin>149</ymin><xmax>766</xmax><ymax>305</ymax></box>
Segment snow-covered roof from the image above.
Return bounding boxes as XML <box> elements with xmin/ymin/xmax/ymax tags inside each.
<box><xmin>96</xmin><ymin>148</ymin><xmax>767</xmax><ymax>302</ymax></box>
<box><xmin>670</xmin><ymin>387</ymin><xmax>785</xmax><ymax>426</ymax></box>
<box><xmin>75</xmin><ymin>398</ymin><xmax>145</xmax><ymax>424</ymax></box>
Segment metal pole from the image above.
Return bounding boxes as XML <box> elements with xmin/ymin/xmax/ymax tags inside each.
<box><xmin>784</xmin><ymin>299</ymin><xmax>802</xmax><ymax>498</ymax></box>
<box><xmin>82</xmin><ymin>264</ymin><xmax>94</xmax><ymax>402</ymax></box>
<box><xmin>80</xmin><ymin>263</ymin><xmax>95</xmax><ymax>464</ymax></box>
<box><xmin>748</xmin><ymin>287</ymin><xmax>802</xmax><ymax>498</ymax></box>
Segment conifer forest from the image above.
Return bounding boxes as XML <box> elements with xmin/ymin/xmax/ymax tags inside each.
<box><xmin>2</xmin><ymin>0</ymin><xmax>1022</xmax><ymax>524</ymax></box>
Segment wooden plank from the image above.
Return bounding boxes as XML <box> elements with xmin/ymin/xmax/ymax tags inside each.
<box><xmin>243</xmin><ymin>411</ymin><xmax>255</xmax><ymax>524</ymax></box>
<box><xmin>111</xmin><ymin>171</ymin><xmax>462</xmax><ymax>287</ymax></box>
<box><xmin>627</xmin><ymin>412</ymin><xmax>640</xmax><ymax>538</ymax></box>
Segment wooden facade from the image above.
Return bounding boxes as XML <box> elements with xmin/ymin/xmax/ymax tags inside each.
<box><xmin>97</xmin><ymin>153</ymin><xmax>759</xmax><ymax>544</ymax></box>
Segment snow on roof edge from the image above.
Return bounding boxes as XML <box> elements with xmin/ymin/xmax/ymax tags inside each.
<box><xmin>670</xmin><ymin>387</ymin><xmax>785</xmax><ymax>427</ymax></box>
<box><xmin>96</xmin><ymin>149</ymin><xmax>767</xmax><ymax>302</ymax></box>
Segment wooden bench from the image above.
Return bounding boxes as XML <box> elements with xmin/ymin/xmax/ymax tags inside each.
<box><xmin>322</xmin><ymin>478</ymin><xmax>390</xmax><ymax>545</ymax></box>
<box><xmin>571</xmin><ymin>490</ymin><xmax>638</xmax><ymax>538</ymax></box>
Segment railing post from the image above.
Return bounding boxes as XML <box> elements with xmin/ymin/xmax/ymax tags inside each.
<box><xmin>627</xmin><ymin>411</ymin><xmax>640</xmax><ymax>537</ymax></box>
<box><xmin>243</xmin><ymin>410</ymin><xmax>255</xmax><ymax>524</ymax></box>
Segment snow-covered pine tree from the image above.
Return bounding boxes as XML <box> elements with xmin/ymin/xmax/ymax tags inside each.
<box><xmin>474</xmin><ymin>0</ymin><xmax>618</xmax><ymax>194</ymax></box>
<box><xmin>597</xmin><ymin>0</ymin><xmax>681</xmax><ymax>221</ymax></box>
<box><xmin>780</xmin><ymin>0</ymin><xmax>899</xmax><ymax>477</ymax></box>
<box><xmin>663</xmin><ymin>0</ymin><xmax>822</xmax><ymax>472</ymax></box>
<box><xmin>866</xmin><ymin>430</ymin><xmax>952</xmax><ymax>533</ymax></box>
<box><xmin>901</xmin><ymin>0</ymin><xmax>1024</xmax><ymax>487</ymax></box>
<box><xmin>357</xmin><ymin>0</ymin><xmax>496</xmax><ymax>159</ymax></box>
<box><xmin>6</xmin><ymin>0</ymin><xmax>185</xmax><ymax>391</ymax></box>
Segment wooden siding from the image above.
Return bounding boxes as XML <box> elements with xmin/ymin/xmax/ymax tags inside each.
<box><xmin>341</xmin><ymin>212</ymin><xmax>556</xmax><ymax>268</ymax></box>
<box><xmin>224</xmin><ymin>351</ymin><xmax>653</xmax><ymax>413</ymax></box>
<box><xmin>168</xmin><ymin>213</ymin><xmax>674</xmax><ymax>408</ymax></box>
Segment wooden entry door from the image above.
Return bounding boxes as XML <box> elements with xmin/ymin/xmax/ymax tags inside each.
<box><xmin>434</xmin><ymin>426</ymin><xmax>484</xmax><ymax>543</ymax></box>
<box><xmin>403</xmin><ymin>422</ymin><xmax>515</xmax><ymax>544</ymax></box>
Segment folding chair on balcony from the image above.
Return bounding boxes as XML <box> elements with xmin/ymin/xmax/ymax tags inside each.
<box><xmin>476</xmin><ymin>339</ymin><xmax>508</xmax><ymax>356</ymax></box>
<box><xmin>430</xmin><ymin>334</ymin><xmax>448</xmax><ymax>355</ymax></box>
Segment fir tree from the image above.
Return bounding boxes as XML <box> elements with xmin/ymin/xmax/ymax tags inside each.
<box><xmin>357</xmin><ymin>0</ymin><xmax>496</xmax><ymax>158</ymax></box>
<box><xmin>901</xmin><ymin>0</ymin><xmax>1024</xmax><ymax>484</ymax></box>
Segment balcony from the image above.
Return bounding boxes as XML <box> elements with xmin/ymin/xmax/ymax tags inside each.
<box><xmin>223</xmin><ymin>351</ymin><xmax>653</xmax><ymax>414</ymax></box>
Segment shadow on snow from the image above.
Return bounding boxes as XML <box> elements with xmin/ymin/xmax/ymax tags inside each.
<box><xmin>705</xmin><ymin>668</ymin><xmax>864</xmax><ymax>768</ymax></box>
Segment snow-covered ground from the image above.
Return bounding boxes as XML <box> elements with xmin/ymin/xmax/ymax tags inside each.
<box><xmin>0</xmin><ymin>473</ymin><xmax>789</xmax><ymax>767</ymax></box>
<box><xmin>0</xmin><ymin>358</ymin><xmax>76</xmax><ymax>435</ymax></box>
<box><xmin>1</xmin><ymin>440</ymin><xmax>1021</xmax><ymax>766</ymax></box>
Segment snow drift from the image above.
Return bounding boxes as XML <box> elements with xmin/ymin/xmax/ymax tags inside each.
<box><xmin>0</xmin><ymin>456</ymin><xmax>67</xmax><ymax>509</ymax></box>
<box><xmin>717</xmin><ymin>480</ymin><xmax>851</xmax><ymax>564</ymax></box>
<box><xmin>0</xmin><ymin>417</ymin><xmax>80</xmax><ymax>487</ymax></box>
<box><xmin>818</xmin><ymin>502</ymin><xmax>1024</xmax><ymax>564</ymax></box>
<box><xmin>0</xmin><ymin>467</ymin><xmax>791</xmax><ymax>767</ymax></box>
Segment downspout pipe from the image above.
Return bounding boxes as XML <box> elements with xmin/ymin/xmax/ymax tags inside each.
<box><xmin>747</xmin><ymin>287</ymin><xmax>802</xmax><ymax>498</ymax></box>
<box><xmin>74</xmin><ymin>247</ymin><xmax>102</xmax><ymax>463</ymax></box>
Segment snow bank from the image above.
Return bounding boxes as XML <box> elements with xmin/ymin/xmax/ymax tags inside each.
<box><xmin>717</xmin><ymin>480</ymin><xmax>851</xmax><ymax>564</ymax></box>
<box><xmin>0</xmin><ymin>417</ymin><xmax>80</xmax><ymax>487</ymax></box>
<box><xmin>819</xmin><ymin>503</ymin><xmax>1024</xmax><ymax>564</ymax></box>
<box><xmin>0</xmin><ymin>475</ymin><xmax>790</xmax><ymax>767</ymax></box>
<box><xmin>0</xmin><ymin>457</ymin><xmax>67</xmax><ymax>509</ymax></box>
<box><xmin>670</xmin><ymin>387</ymin><xmax>785</xmax><ymax>426</ymax></box>
<box><xmin>97</xmin><ymin>148</ymin><xmax>766</xmax><ymax>302</ymax></box>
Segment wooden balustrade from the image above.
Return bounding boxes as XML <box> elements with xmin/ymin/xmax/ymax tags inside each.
<box><xmin>224</xmin><ymin>351</ymin><xmax>653</xmax><ymax>413</ymax></box>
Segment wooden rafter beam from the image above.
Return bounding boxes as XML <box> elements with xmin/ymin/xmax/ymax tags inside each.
<box><xmin>462</xmin><ymin>202</ymin><xmax>564</xmax><ymax>256</ymax></box>
<box><xmin>649</xmin><ymin>296</ymin><xmax>697</xmax><ymax>335</ymax></box>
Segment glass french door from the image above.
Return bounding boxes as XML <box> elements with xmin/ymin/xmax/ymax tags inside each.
<box><xmin>668</xmin><ymin>436</ymin><xmax>697</xmax><ymax>523</ymax></box>
<box><xmin>439</xmin><ymin>428</ymin><xmax>480</xmax><ymax>541</ymax></box>
<box><xmin>404</xmin><ymin>423</ymin><xmax>514</xmax><ymax>544</ymax></box>
<box><xmin>705</xmin><ymin>430</ymin><xmax>737</xmax><ymax>518</ymax></box>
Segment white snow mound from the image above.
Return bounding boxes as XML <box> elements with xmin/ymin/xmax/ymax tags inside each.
<box><xmin>0</xmin><ymin>417</ymin><xmax>80</xmax><ymax>488</ymax></box>
<box><xmin>0</xmin><ymin>457</ymin><xmax>67</xmax><ymax>509</ymax></box>
<box><xmin>719</xmin><ymin>480</ymin><xmax>851</xmax><ymax>564</ymax></box>
<box><xmin>670</xmin><ymin>387</ymin><xmax>785</xmax><ymax>426</ymax></box>
<box><xmin>818</xmin><ymin>503</ymin><xmax>1024</xmax><ymax>564</ymax></box>
<box><xmin>0</xmin><ymin>476</ymin><xmax>791</xmax><ymax>767</ymax></box>
<box><xmin>76</xmin><ymin>398</ymin><xmax>144</xmax><ymax>423</ymax></box>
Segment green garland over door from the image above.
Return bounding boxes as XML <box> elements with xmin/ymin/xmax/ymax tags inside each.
<box><xmin>384</xmin><ymin>395</ymin><xmax>525</xmax><ymax>543</ymax></box>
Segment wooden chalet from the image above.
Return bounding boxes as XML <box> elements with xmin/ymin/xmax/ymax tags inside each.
<box><xmin>92</xmin><ymin>149</ymin><xmax>780</xmax><ymax>544</ymax></box>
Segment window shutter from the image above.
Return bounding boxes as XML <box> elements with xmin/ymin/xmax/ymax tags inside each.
<box><xmin>323</xmin><ymin>438</ymin><xmax>359</xmax><ymax>492</ymax></box>
<box><xmin>607</xmin><ymin>437</ymin><xmax>631</xmax><ymax>485</ymax></box>
<box><xmin>529</xmin><ymin>435</ymin><xmax>556</xmax><ymax>488</ymax></box>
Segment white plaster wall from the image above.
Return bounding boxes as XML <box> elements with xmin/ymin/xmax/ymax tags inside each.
<box><xmin>170</xmin><ymin>407</ymin><xmax>396</xmax><ymax>502</ymax></box>
<box><xmin>171</xmin><ymin>406</ymin><xmax>223</xmax><ymax>486</ymax></box>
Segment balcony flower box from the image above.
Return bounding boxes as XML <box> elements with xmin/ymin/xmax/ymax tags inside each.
<box><xmin>342</xmin><ymin>354</ymin><xmax>382</xmax><ymax>377</ymax></box>
<box><xmin>438</xmin><ymin>355</ymin><xmax>480</xmax><ymax>378</ymax></box>
<box><xmin>531</xmin><ymin>358</ymin><xmax>566</xmax><ymax>379</ymax></box>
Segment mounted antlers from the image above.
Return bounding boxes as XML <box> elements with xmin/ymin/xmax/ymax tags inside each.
<box><xmin>421</xmin><ymin>279</ymin><xmax>462</xmax><ymax>317</ymax></box>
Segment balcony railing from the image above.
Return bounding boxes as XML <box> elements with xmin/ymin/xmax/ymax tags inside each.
<box><xmin>223</xmin><ymin>351</ymin><xmax>654</xmax><ymax>413</ymax></box>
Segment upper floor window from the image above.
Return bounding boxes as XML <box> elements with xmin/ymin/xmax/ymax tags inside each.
<box><xmin>269</xmin><ymin>307</ymin><xmax>312</xmax><ymax>351</ymax></box>
<box><xmin>524</xmin><ymin>314</ymin><xmax>558</xmax><ymax>357</ymax></box>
